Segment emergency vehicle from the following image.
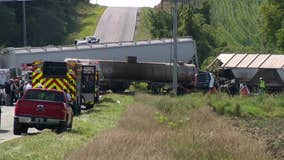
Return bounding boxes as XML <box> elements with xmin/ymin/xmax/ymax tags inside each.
<box><xmin>31</xmin><ymin>60</ymin><xmax>99</xmax><ymax>115</ymax></box>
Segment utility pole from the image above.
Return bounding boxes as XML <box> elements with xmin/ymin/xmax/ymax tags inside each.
<box><xmin>172</xmin><ymin>0</ymin><xmax>178</xmax><ymax>96</ymax></box>
<box><xmin>23</xmin><ymin>0</ymin><xmax>27</xmax><ymax>46</ymax></box>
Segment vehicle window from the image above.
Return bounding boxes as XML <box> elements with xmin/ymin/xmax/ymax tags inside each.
<box><xmin>81</xmin><ymin>66</ymin><xmax>95</xmax><ymax>93</ymax></box>
<box><xmin>23</xmin><ymin>90</ymin><xmax>65</xmax><ymax>103</ymax></box>
<box><xmin>43</xmin><ymin>62</ymin><xmax>67</xmax><ymax>78</ymax></box>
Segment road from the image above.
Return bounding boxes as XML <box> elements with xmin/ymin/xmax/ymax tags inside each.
<box><xmin>0</xmin><ymin>106</ymin><xmax>21</xmax><ymax>144</ymax></box>
<box><xmin>0</xmin><ymin>106</ymin><xmax>38</xmax><ymax>144</ymax></box>
<box><xmin>94</xmin><ymin>7</ymin><xmax>138</xmax><ymax>43</ymax></box>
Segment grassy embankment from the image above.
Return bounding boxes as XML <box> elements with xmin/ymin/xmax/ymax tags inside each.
<box><xmin>135</xmin><ymin>0</ymin><xmax>263</xmax><ymax>51</ymax></box>
<box><xmin>64</xmin><ymin>3</ymin><xmax>105</xmax><ymax>44</ymax></box>
<box><xmin>151</xmin><ymin>93</ymin><xmax>284</xmax><ymax>159</ymax></box>
<box><xmin>0</xmin><ymin>94</ymin><xmax>134</xmax><ymax>160</ymax></box>
<box><xmin>135</xmin><ymin>8</ymin><xmax>154</xmax><ymax>41</ymax></box>
<box><xmin>67</xmin><ymin>92</ymin><xmax>284</xmax><ymax>160</ymax></box>
<box><xmin>198</xmin><ymin>0</ymin><xmax>263</xmax><ymax>51</ymax></box>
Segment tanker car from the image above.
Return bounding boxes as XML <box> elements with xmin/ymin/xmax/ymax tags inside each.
<box><xmin>65</xmin><ymin>57</ymin><xmax>211</xmax><ymax>94</ymax></box>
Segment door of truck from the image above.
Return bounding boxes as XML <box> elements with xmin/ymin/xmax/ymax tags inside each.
<box><xmin>81</xmin><ymin>66</ymin><xmax>96</xmax><ymax>109</ymax></box>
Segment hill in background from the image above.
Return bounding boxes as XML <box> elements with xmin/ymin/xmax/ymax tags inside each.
<box><xmin>136</xmin><ymin>0</ymin><xmax>284</xmax><ymax>67</ymax></box>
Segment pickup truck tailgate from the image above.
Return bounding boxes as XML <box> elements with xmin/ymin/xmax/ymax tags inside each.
<box><xmin>16</xmin><ymin>100</ymin><xmax>66</xmax><ymax>120</ymax></box>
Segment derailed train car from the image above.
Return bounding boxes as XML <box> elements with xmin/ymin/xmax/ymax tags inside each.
<box><xmin>98</xmin><ymin>58</ymin><xmax>197</xmax><ymax>93</ymax></box>
<box><xmin>208</xmin><ymin>53</ymin><xmax>284</xmax><ymax>93</ymax></box>
<box><xmin>65</xmin><ymin>57</ymin><xmax>211</xmax><ymax>94</ymax></box>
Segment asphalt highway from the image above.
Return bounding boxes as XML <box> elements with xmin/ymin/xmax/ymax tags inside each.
<box><xmin>0</xmin><ymin>106</ymin><xmax>38</xmax><ymax>144</ymax></box>
<box><xmin>94</xmin><ymin>7</ymin><xmax>138</xmax><ymax>42</ymax></box>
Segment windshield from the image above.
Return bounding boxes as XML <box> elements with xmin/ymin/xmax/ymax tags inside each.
<box><xmin>23</xmin><ymin>90</ymin><xmax>65</xmax><ymax>103</ymax></box>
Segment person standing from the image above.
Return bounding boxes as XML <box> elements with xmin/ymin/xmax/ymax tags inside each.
<box><xmin>24</xmin><ymin>81</ymin><xmax>32</xmax><ymax>91</ymax></box>
<box><xmin>259</xmin><ymin>77</ymin><xmax>266</xmax><ymax>94</ymax></box>
<box><xmin>206</xmin><ymin>72</ymin><xmax>216</xmax><ymax>95</ymax></box>
<box><xmin>64</xmin><ymin>89</ymin><xmax>72</xmax><ymax>102</ymax></box>
<box><xmin>4</xmin><ymin>81</ymin><xmax>11</xmax><ymax>106</ymax></box>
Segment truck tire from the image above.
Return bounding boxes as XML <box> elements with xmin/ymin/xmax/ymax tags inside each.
<box><xmin>13</xmin><ymin>121</ymin><xmax>22</xmax><ymax>135</ymax></box>
<box><xmin>67</xmin><ymin>118</ymin><xmax>73</xmax><ymax>131</ymax></box>
<box><xmin>21</xmin><ymin>125</ymin><xmax>28</xmax><ymax>134</ymax></box>
<box><xmin>85</xmin><ymin>104</ymin><xmax>93</xmax><ymax>109</ymax></box>
<box><xmin>76</xmin><ymin>105</ymin><xmax>81</xmax><ymax>115</ymax></box>
<box><xmin>94</xmin><ymin>96</ymin><xmax>99</xmax><ymax>103</ymax></box>
<box><xmin>55</xmin><ymin>123</ymin><xmax>67</xmax><ymax>134</ymax></box>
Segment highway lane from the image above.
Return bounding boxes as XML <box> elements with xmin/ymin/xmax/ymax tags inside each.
<box><xmin>94</xmin><ymin>7</ymin><xmax>138</xmax><ymax>42</ymax></box>
<box><xmin>0</xmin><ymin>106</ymin><xmax>38</xmax><ymax>144</ymax></box>
<box><xmin>0</xmin><ymin>106</ymin><xmax>21</xmax><ymax>144</ymax></box>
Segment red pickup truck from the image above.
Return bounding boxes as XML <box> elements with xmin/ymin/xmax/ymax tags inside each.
<box><xmin>14</xmin><ymin>88</ymin><xmax>73</xmax><ymax>135</ymax></box>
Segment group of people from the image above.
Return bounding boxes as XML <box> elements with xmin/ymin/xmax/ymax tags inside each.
<box><xmin>209</xmin><ymin>71</ymin><xmax>267</xmax><ymax>96</ymax></box>
<box><xmin>239</xmin><ymin>77</ymin><xmax>266</xmax><ymax>96</ymax></box>
<box><xmin>1</xmin><ymin>78</ymin><xmax>32</xmax><ymax>106</ymax></box>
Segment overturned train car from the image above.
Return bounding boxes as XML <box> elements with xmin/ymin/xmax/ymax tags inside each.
<box><xmin>99</xmin><ymin>59</ymin><xmax>197</xmax><ymax>93</ymax></box>
<box><xmin>208</xmin><ymin>53</ymin><xmax>284</xmax><ymax>92</ymax></box>
<box><xmin>65</xmin><ymin>58</ymin><xmax>209</xmax><ymax>93</ymax></box>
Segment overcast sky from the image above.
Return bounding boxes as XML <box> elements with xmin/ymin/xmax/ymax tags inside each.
<box><xmin>90</xmin><ymin>0</ymin><xmax>161</xmax><ymax>8</ymax></box>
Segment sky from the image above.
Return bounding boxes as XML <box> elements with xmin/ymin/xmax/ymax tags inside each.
<box><xmin>89</xmin><ymin>0</ymin><xmax>161</xmax><ymax>8</ymax></box>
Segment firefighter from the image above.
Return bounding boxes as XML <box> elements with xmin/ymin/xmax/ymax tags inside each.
<box><xmin>259</xmin><ymin>77</ymin><xmax>266</xmax><ymax>94</ymax></box>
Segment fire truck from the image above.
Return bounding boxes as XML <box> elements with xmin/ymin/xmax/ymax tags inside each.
<box><xmin>31</xmin><ymin>60</ymin><xmax>100</xmax><ymax>115</ymax></box>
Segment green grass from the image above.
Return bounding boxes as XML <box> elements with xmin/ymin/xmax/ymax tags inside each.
<box><xmin>0</xmin><ymin>94</ymin><xmax>134</xmax><ymax>160</ymax></box>
<box><xmin>137</xmin><ymin>92</ymin><xmax>284</xmax><ymax>119</ymax></box>
<box><xmin>64</xmin><ymin>3</ymin><xmax>105</xmax><ymax>44</ymax></box>
<box><xmin>209</xmin><ymin>93</ymin><xmax>284</xmax><ymax>118</ymax></box>
<box><xmin>135</xmin><ymin>93</ymin><xmax>273</xmax><ymax>160</ymax></box>
<box><xmin>193</xmin><ymin>0</ymin><xmax>264</xmax><ymax>51</ymax></box>
<box><xmin>134</xmin><ymin>8</ymin><xmax>154</xmax><ymax>41</ymax></box>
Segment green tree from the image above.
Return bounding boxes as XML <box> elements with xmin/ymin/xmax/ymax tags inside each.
<box><xmin>261</xmin><ymin>0</ymin><xmax>284</xmax><ymax>50</ymax></box>
<box><xmin>0</xmin><ymin>4</ymin><xmax>21</xmax><ymax>46</ymax></box>
<box><xmin>142</xmin><ymin>2</ymin><xmax>216</xmax><ymax>65</ymax></box>
<box><xmin>276</xmin><ymin>27</ymin><xmax>284</xmax><ymax>50</ymax></box>
<box><xmin>0</xmin><ymin>0</ymin><xmax>85</xmax><ymax>47</ymax></box>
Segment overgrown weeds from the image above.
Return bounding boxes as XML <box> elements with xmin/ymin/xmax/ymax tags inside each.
<box><xmin>70</xmin><ymin>93</ymin><xmax>273</xmax><ymax>160</ymax></box>
<box><xmin>66</xmin><ymin>103</ymin><xmax>172</xmax><ymax>160</ymax></box>
<box><xmin>209</xmin><ymin>93</ymin><xmax>284</xmax><ymax>118</ymax></box>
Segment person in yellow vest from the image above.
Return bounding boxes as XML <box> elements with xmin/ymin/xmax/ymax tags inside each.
<box><xmin>259</xmin><ymin>77</ymin><xmax>266</xmax><ymax>94</ymax></box>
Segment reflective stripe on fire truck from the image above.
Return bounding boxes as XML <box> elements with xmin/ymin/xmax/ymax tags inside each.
<box><xmin>32</xmin><ymin>63</ymin><xmax>77</xmax><ymax>100</ymax></box>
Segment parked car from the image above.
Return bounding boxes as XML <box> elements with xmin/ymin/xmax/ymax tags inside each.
<box><xmin>74</xmin><ymin>36</ymin><xmax>100</xmax><ymax>45</ymax></box>
<box><xmin>14</xmin><ymin>88</ymin><xmax>73</xmax><ymax>135</ymax></box>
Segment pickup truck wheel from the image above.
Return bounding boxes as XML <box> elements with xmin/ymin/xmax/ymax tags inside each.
<box><xmin>55</xmin><ymin>127</ymin><xmax>65</xmax><ymax>134</ymax></box>
<box><xmin>21</xmin><ymin>126</ymin><xmax>28</xmax><ymax>134</ymax></box>
<box><xmin>13</xmin><ymin>121</ymin><xmax>22</xmax><ymax>135</ymax></box>
<box><xmin>35</xmin><ymin>127</ymin><xmax>44</xmax><ymax>131</ymax></box>
<box><xmin>55</xmin><ymin>123</ymin><xmax>67</xmax><ymax>134</ymax></box>
<box><xmin>67</xmin><ymin>118</ymin><xmax>73</xmax><ymax>131</ymax></box>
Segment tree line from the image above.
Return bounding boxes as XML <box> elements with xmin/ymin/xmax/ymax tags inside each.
<box><xmin>0</xmin><ymin>0</ymin><xmax>89</xmax><ymax>47</ymax></box>
<box><xmin>142</xmin><ymin>0</ymin><xmax>284</xmax><ymax>67</ymax></box>
<box><xmin>261</xmin><ymin>0</ymin><xmax>284</xmax><ymax>51</ymax></box>
<box><xmin>141</xmin><ymin>1</ymin><xmax>216</xmax><ymax>66</ymax></box>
